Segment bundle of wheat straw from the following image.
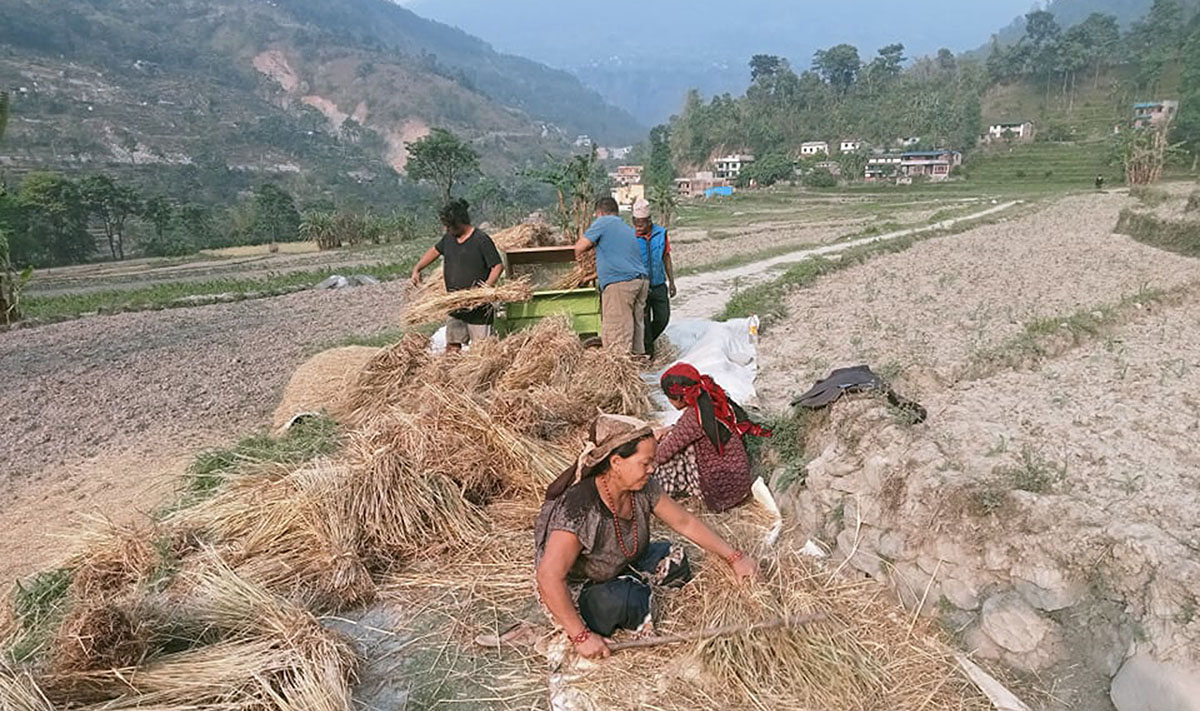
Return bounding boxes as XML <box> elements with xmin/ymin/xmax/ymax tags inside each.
<box><xmin>43</xmin><ymin>559</ymin><xmax>358</xmax><ymax>711</ymax></box>
<box><xmin>402</xmin><ymin>278</ymin><xmax>532</xmax><ymax>326</ymax></box>
<box><xmin>362</xmin><ymin>387</ymin><xmax>572</xmax><ymax>504</ymax></box>
<box><xmin>66</xmin><ymin>519</ymin><xmax>158</xmax><ymax>602</ymax></box>
<box><xmin>552</xmin><ymin>250</ymin><xmax>597</xmax><ymax>290</ymax></box>
<box><xmin>0</xmin><ymin>666</ymin><xmax>53</xmax><ymax>711</ymax></box>
<box><xmin>568</xmin><ymin>347</ymin><xmax>654</xmax><ymax>417</ymax></box>
<box><xmin>50</xmin><ymin>600</ymin><xmax>150</xmax><ymax>676</ymax></box>
<box><xmin>344</xmin><ymin>431</ymin><xmax>487</xmax><ymax>565</ymax></box>
<box><xmin>494</xmin><ymin>317</ymin><xmax>584</xmax><ymax>391</ymax></box>
<box><xmin>171</xmin><ymin>467</ymin><xmax>374</xmax><ymax>612</ymax></box>
<box><xmin>345</xmin><ymin>333</ymin><xmax>431</xmax><ymax>423</ymax></box>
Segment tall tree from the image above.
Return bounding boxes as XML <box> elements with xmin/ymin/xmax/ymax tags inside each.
<box><xmin>81</xmin><ymin>175</ymin><xmax>141</xmax><ymax>260</ymax></box>
<box><xmin>749</xmin><ymin>54</ymin><xmax>786</xmax><ymax>82</ymax></box>
<box><xmin>813</xmin><ymin>44</ymin><xmax>862</xmax><ymax>93</ymax></box>
<box><xmin>405</xmin><ymin>128</ymin><xmax>480</xmax><ymax>204</ymax></box>
<box><xmin>249</xmin><ymin>183</ymin><xmax>301</xmax><ymax>244</ymax></box>
<box><xmin>1174</xmin><ymin>18</ymin><xmax>1200</xmax><ymax>168</ymax></box>
<box><xmin>16</xmin><ymin>173</ymin><xmax>93</xmax><ymax>266</ymax></box>
<box><xmin>1069</xmin><ymin>13</ymin><xmax>1120</xmax><ymax>88</ymax></box>
<box><xmin>142</xmin><ymin>196</ymin><xmax>173</xmax><ymax>246</ymax></box>
<box><xmin>936</xmin><ymin>48</ymin><xmax>957</xmax><ymax>73</ymax></box>
<box><xmin>645</xmin><ymin>124</ymin><xmax>675</xmax><ymax>190</ymax></box>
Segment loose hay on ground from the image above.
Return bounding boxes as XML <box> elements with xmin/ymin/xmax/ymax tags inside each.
<box><xmin>384</xmin><ymin>504</ymin><xmax>993</xmax><ymax>711</ymax></box>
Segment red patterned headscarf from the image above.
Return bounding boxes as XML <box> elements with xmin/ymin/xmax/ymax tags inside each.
<box><xmin>660</xmin><ymin>363</ymin><xmax>771</xmax><ymax>452</ymax></box>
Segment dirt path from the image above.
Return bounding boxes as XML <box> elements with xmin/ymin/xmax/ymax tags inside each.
<box><xmin>671</xmin><ymin>201</ymin><xmax>1023</xmax><ymax>320</ymax></box>
<box><xmin>0</xmin><ymin>282</ymin><xmax>411</xmax><ymax>582</ymax></box>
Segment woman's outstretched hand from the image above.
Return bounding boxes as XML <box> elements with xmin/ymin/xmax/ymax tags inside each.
<box><xmin>731</xmin><ymin>554</ymin><xmax>759</xmax><ymax>584</ymax></box>
<box><xmin>574</xmin><ymin>633</ymin><xmax>611</xmax><ymax>659</ymax></box>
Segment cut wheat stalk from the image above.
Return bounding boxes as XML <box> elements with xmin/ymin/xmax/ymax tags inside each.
<box><xmin>402</xmin><ymin>279</ymin><xmax>532</xmax><ymax>327</ymax></box>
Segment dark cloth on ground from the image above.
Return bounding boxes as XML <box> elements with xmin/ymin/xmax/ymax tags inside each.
<box><xmin>644</xmin><ymin>283</ymin><xmax>671</xmax><ymax>356</ymax></box>
<box><xmin>534</xmin><ymin>477</ymin><xmax>663</xmax><ymax>585</ymax></box>
<box><xmin>791</xmin><ymin>364</ymin><xmax>927</xmax><ymax>423</ymax></box>
<box><xmin>655</xmin><ymin>409</ymin><xmax>752</xmax><ymax>512</ymax></box>
<box><xmin>435</xmin><ymin>228</ymin><xmax>502</xmax><ymax>324</ymax></box>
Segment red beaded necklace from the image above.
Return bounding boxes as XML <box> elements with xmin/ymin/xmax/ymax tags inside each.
<box><xmin>598</xmin><ymin>475</ymin><xmax>638</xmax><ymax>559</ymax></box>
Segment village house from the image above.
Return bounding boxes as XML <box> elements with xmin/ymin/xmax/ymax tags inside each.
<box><xmin>814</xmin><ymin>160</ymin><xmax>842</xmax><ymax>177</ymax></box>
<box><xmin>839</xmin><ymin>139</ymin><xmax>863</xmax><ymax>153</ymax></box>
<box><xmin>1132</xmin><ymin>100</ymin><xmax>1179</xmax><ymax>129</ymax></box>
<box><xmin>897</xmin><ymin>149</ymin><xmax>962</xmax><ymax>182</ymax></box>
<box><xmin>714</xmin><ymin>154</ymin><xmax>755</xmax><ymax>180</ymax></box>
<box><xmin>864</xmin><ymin>154</ymin><xmax>902</xmax><ymax>181</ymax></box>
<box><xmin>674</xmin><ymin>171</ymin><xmax>730</xmax><ymax>198</ymax></box>
<box><xmin>987</xmin><ymin>121</ymin><xmax>1034</xmax><ymax>142</ymax></box>
<box><xmin>896</xmin><ymin>136</ymin><xmax>922</xmax><ymax>147</ymax></box>
<box><xmin>608</xmin><ymin>165</ymin><xmax>644</xmax><ymax>187</ymax></box>
<box><xmin>800</xmin><ymin>141</ymin><xmax>830</xmax><ymax>157</ymax></box>
<box><xmin>611</xmin><ymin>183</ymin><xmax>646</xmax><ymax>209</ymax></box>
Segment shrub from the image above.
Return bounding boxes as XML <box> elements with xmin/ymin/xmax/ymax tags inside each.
<box><xmin>802</xmin><ymin>167</ymin><xmax>837</xmax><ymax>189</ymax></box>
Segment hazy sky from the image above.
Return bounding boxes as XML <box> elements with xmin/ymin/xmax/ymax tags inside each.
<box><xmin>406</xmin><ymin>0</ymin><xmax>1043</xmax><ymax>68</ymax></box>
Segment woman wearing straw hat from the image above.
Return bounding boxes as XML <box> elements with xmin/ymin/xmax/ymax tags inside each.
<box><xmin>535</xmin><ymin>414</ymin><xmax>758</xmax><ymax>659</ymax></box>
<box><xmin>655</xmin><ymin>363</ymin><xmax>772</xmax><ymax>513</ymax></box>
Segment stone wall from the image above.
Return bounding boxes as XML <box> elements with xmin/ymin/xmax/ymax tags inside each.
<box><xmin>781</xmin><ymin>398</ymin><xmax>1200</xmax><ymax>711</ymax></box>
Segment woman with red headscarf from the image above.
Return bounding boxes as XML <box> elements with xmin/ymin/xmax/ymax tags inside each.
<box><xmin>655</xmin><ymin>363</ymin><xmax>771</xmax><ymax>512</ymax></box>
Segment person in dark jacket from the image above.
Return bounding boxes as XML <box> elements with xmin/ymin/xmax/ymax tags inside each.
<box><xmin>654</xmin><ymin>363</ymin><xmax>771</xmax><ymax>512</ymax></box>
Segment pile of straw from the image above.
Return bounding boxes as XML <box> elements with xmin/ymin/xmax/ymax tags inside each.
<box><xmin>3</xmin><ymin>314</ymin><xmax>657</xmax><ymax>709</ymax></box>
<box><xmin>271</xmin><ymin>346</ymin><xmax>380</xmax><ymax>433</ymax></box>
<box><xmin>401</xmin><ymin>278</ymin><xmax>532</xmax><ymax>327</ymax></box>
<box><xmin>173</xmin><ymin>463</ymin><xmax>376</xmax><ymax>612</ymax></box>
<box><xmin>41</xmin><ymin>559</ymin><xmax>358</xmax><ymax>711</ymax></box>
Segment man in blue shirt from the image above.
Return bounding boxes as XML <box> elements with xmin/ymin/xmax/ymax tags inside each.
<box><xmin>574</xmin><ymin>197</ymin><xmax>649</xmax><ymax>355</ymax></box>
<box><xmin>632</xmin><ymin>199</ymin><xmax>676</xmax><ymax>357</ymax></box>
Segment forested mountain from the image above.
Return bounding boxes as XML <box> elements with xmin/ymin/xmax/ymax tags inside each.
<box><xmin>410</xmin><ymin>0</ymin><xmax>1034</xmax><ymax>124</ymax></box>
<box><xmin>663</xmin><ymin>1</ymin><xmax>1200</xmax><ymax>181</ymax></box>
<box><xmin>990</xmin><ymin>0</ymin><xmax>1200</xmax><ymax>45</ymax></box>
<box><xmin>0</xmin><ymin>0</ymin><xmax>642</xmax><ymax>207</ymax></box>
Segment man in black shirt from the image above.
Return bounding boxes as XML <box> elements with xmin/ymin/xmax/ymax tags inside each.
<box><xmin>411</xmin><ymin>199</ymin><xmax>503</xmax><ymax>352</ymax></box>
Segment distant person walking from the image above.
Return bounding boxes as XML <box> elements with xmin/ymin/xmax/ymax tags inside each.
<box><xmin>574</xmin><ymin>197</ymin><xmax>649</xmax><ymax>356</ymax></box>
<box><xmin>411</xmin><ymin>199</ymin><xmax>503</xmax><ymax>353</ymax></box>
<box><xmin>632</xmin><ymin>199</ymin><xmax>676</xmax><ymax>358</ymax></box>
<box><xmin>1095</xmin><ymin>175</ymin><xmax>1105</xmax><ymax>190</ymax></box>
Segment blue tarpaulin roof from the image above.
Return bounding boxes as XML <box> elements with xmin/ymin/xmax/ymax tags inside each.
<box><xmin>1133</xmin><ymin>102</ymin><xmax>1161</xmax><ymax>109</ymax></box>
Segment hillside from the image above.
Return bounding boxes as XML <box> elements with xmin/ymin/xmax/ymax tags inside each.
<box><xmin>989</xmin><ymin>0</ymin><xmax>1200</xmax><ymax>45</ymax></box>
<box><xmin>0</xmin><ymin>0</ymin><xmax>642</xmax><ymax>206</ymax></box>
<box><xmin>412</xmin><ymin>0</ymin><xmax>1034</xmax><ymax>124</ymax></box>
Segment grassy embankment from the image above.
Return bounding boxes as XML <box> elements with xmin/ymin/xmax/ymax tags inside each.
<box><xmin>20</xmin><ymin>248</ymin><xmax>423</xmax><ymax>323</ymax></box>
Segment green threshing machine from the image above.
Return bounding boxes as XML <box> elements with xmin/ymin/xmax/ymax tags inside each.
<box><xmin>492</xmin><ymin>245</ymin><xmax>601</xmax><ymax>340</ymax></box>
